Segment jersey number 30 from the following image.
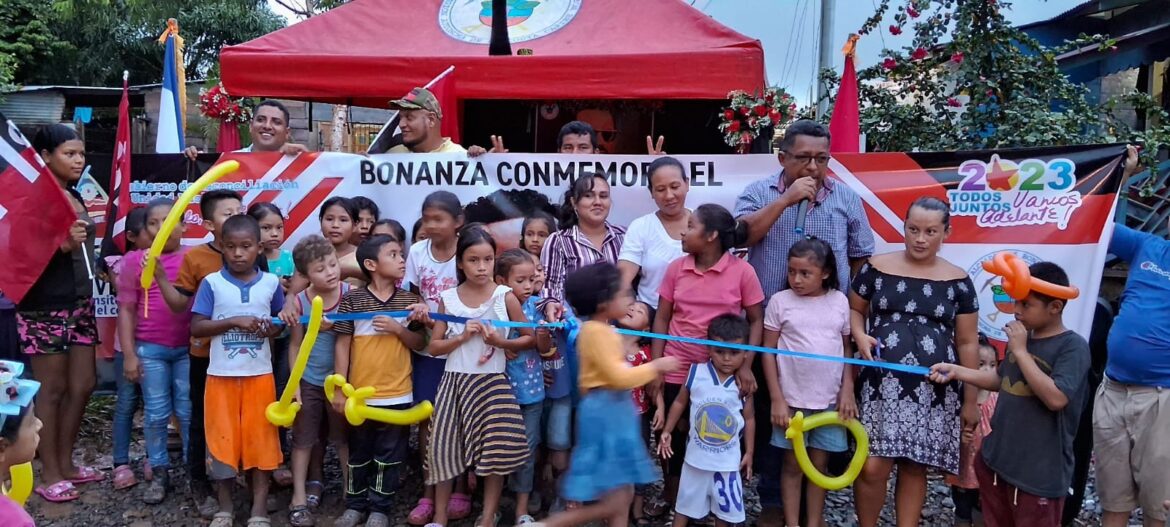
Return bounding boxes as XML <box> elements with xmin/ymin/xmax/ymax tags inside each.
<box><xmin>714</xmin><ymin>471</ymin><xmax>743</xmax><ymax>514</ymax></box>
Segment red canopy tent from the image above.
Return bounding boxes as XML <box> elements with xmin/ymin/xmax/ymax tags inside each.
<box><xmin>220</xmin><ymin>0</ymin><xmax>765</xmax><ymax>107</ymax></box>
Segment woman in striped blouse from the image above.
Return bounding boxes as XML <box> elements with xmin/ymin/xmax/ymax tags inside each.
<box><xmin>539</xmin><ymin>173</ymin><xmax>627</xmax><ymax>322</ymax></box>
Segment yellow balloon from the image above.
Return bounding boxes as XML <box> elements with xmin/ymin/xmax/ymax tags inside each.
<box><xmin>785</xmin><ymin>411</ymin><xmax>869</xmax><ymax>491</ymax></box>
<box><xmin>140</xmin><ymin>160</ymin><xmax>241</xmax><ymax>294</ymax></box>
<box><xmin>2</xmin><ymin>462</ymin><xmax>33</xmax><ymax>506</ymax></box>
<box><xmin>266</xmin><ymin>296</ymin><xmax>324</xmax><ymax>428</ymax></box>
<box><xmin>324</xmin><ymin>374</ymin><xmax>433</xmax><ymax>426</ymax></box>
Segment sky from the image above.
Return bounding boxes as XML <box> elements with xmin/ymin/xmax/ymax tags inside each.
<box><xmin>265</xmin><ymin>0</ymin><xmax>1087</xmax><ymax>106</ymax></box>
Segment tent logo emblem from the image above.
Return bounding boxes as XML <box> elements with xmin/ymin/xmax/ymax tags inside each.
<box><xmin>439</xmin><ymin>0</ymin><xmax>581</xmax><ymax>44</ymax></box>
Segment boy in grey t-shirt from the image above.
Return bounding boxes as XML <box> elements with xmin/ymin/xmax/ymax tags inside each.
<box><xmin>930</xmin><ymin>261</ymin><xmax>1089</xmax><ymax>527</ymax></box>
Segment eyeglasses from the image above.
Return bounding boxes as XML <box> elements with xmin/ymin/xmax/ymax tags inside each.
<box><xmin>783</xmin><ymin>152</ymin><xmax>832</xmax><ymax>166</ymax></box>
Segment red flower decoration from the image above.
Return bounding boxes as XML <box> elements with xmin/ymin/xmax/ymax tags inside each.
<box><xmin>907</xmin><ymin>7</ymin><xmax>920</xmax><ymax>18</ymax></box>
<box><xmin>723</xmin><ymin>109</ymin><xmax>735</xmax><ymax>121</ymax></box>
<box><xmin>728</xmin><ymin>121</ymin><xmax>741</xmax><ymax>132</ymax></box>
<box><xmin>753</xmin><ymin>105</ymin><xmax>768</xmax><ymax>117</ymax></box>
<box><xmin>889</xmin><ymin>25</ymin><xmax>902</xmax><ymax>35</ymax></box>
<box><xmin>770</xmin><ymin>110</ymin><xmax>781</xmax><ymax>121</ymax></box>
<box><xmin>882</xmin><ymin>57</ymin><xmax>897</xmax><ymax>70</ymax></box>
<box><xmin>911</xmin><ymin>47</ymin><xmax>928</xmax><ymax>61</ymax></box>
<box><xmin>739</xmin><ymin>107</ymin><xmax>751</xmax><ymax>116</ymax></box>
<box><xmin>951</xmin><ymin>52</ymin><xmax>964</xmax><ymax>64</ymax></box>
<box><xmin>947</xmin><ymin>97</ymin><xmax>962</xmax><ymax>107</ymax></box>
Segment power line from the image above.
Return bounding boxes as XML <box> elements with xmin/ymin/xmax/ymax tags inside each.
<box><xmin>779</xmin><ymin>0</ymin><xmax>804</xmax><ymax>88</ymax></box>
<box><xmin>870</xmin><ymin>0</ymin><xmax>888</xmax><ymax>50</ymax></box>
<box><xmin>784</xmin><ymin>0</ymin><xmax>812</xmax><ymax>89</ymax></box>
<box><xmin>810</xmin><ymin>0</ymin><xmax>821</xmax><ymax>102</ymax></box>
<box><xmin>777</xmin><ymin>0</ymin><xmax>804</xmax><ymax>88</ymax></box>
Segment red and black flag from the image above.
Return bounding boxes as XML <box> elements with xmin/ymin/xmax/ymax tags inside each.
<box><xmin>0</xmin><ymin>113</ymin><xmax>79</xmax><ymax>303</ymax></box>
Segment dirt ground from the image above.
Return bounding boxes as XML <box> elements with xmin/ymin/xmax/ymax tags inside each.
<box><xmin>25</xmin><ymin>395</ymin><xmax>1133</xmax><ymax>527</ymax></box>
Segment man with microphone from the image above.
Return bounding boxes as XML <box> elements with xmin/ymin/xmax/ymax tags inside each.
<box><xmin>733</xmin><ymin>119</ymin><xmax>875</xmax><ymax>526</ymax></box>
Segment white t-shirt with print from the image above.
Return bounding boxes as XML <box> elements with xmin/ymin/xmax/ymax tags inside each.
<box><xmin>404</xmin><ymin>239</ymin><xmax>459</xmax><ymax>357</ymax></box>
<box><xmin>192</xmin><ymin>270</ymin><xmax>283</xmax><ymax>377</ymax></box>
<box><xmin>618</xmin><ymin>213</ymin><xmax>684</xmax><ymax>308</ymax></box>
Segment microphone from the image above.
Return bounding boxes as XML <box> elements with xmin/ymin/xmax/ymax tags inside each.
<box><xmin>794</xmin><ymin>199</ymin><xmax>810</xmax><ymax>235</ymax></box>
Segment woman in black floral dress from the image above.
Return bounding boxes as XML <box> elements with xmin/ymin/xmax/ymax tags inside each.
<box><xmin>849</xmin><ymin>197</ymin><xmax>981</xmax><ymax>527</ymax></box>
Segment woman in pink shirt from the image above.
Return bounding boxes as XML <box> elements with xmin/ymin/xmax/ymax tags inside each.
<box><xmin>649</xmin><ymin>203</ymin><xmax>764</xmax><ymax>511</ymax></box>
<box><xmin>117</xmin><ymin>198</ymin><xmax>192</xmax><ymax>505</ymax></box>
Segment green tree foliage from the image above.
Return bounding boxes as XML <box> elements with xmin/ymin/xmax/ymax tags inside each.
<box><xmin>269</xmin><ymin>0</ymin><xmax>351</xmax><ymax>18</ymax></box>
<box><xmin>820</xmin><ymin>0</ymin><xmax>1167</xmax><ymax>170</ymax></box>
<box><xmin>7</xmin><ymin>0</ymin><xmax>283</xmax><ymax>87</ymax></box>
<box><xmin>1</xmin><ymin>0</ymin><xmax>71</xmax><ymax>89</ymax></box>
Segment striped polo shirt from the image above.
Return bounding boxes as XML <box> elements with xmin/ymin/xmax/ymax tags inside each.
<box><xmin>333</xmin><ymin>286</ymin><xmax>425</xmax><ymax>405</ymax></box>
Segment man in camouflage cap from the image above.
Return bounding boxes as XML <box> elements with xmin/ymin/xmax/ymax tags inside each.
<box><xmin>388</xmin><ymin>87</ymin><xmax>466</xmax><ymax>154</ymax></box>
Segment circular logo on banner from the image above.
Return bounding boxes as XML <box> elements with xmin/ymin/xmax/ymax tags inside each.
<box><xmin>438</xmin><ymin>0</ymin><xmax>581</xmax><ymax>44</ymax></box>
<box><xmin>967</xmin><ymin>250</ymin><xmax>1042</xmax><ymax>342</ymax></box>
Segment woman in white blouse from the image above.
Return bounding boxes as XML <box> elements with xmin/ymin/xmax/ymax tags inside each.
<box><xmin>618</xmin><ymin>156</ymin><xmax>691</xmax><ymax>308</ymax></box>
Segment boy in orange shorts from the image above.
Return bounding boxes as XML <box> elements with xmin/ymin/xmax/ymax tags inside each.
<box><xmin>190</xmin><ymin>215</ymin><xmax>285</xmax><ymax>527</ymax></box>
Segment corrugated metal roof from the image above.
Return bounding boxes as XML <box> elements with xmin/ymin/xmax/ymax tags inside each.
<box><xmin>1018</xmin><ymin>0</ymin><xmax>1098</xmax><ymax>30</ymax></box>
<box><xmin>0</xmin><ymin>91</ymin><xmax>66</xmax><ymax>125</ymax></box>
<box><xmin>16</xmin><ymin>85</ymin><xmax>126</xmax><ymax>93</ymax></box>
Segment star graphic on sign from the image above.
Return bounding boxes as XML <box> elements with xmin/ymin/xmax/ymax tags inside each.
<box><xmin>986</xmin><ymin>154</ymin><xmax>1018</xmax><ymax>191</ymax></box>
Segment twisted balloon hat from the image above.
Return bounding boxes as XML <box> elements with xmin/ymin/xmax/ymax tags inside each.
<box><xmin>981</xmin><ymin>252</ymin><xmax>1079</xmax><ymax>301</ymax></box>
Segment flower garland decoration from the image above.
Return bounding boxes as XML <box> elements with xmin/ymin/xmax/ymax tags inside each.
<box><xmin>719</xmin><ymin>87</ymin><xmax>796</xmax><ymax>152</ymax></box>
<box><xmin>198</xmin><ymin>82</ymin><xmax>252</xmax><ymax>124</ymax></box>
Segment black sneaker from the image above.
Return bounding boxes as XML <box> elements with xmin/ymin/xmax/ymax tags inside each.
<box><xmin>143</xmin><ymin>471</ymin><xmax>169</xmax><ymax>505</ymax></box>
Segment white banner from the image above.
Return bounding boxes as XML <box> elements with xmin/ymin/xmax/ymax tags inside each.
<box><xmin>99</xmin><ymin>149</ymin><xmax>1125</xmax><ymax>352</ymax></box>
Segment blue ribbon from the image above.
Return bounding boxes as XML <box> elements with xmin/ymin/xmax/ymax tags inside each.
<box><xmin>279</xmin><ymin>309</ymin><xmax>930</xmax><ymax>376</ymax></box>
<box><xmin>277</xmin><ymin>310</ymin><xmax>549</xmax><ymax>329</ymax></box>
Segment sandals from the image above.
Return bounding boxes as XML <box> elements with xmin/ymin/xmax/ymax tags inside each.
<box><xmin>475</xmin><ymin>513</ymin><xmax>500</xmax><ymax>527</ymax></box>
<box><xmin>289</xmin><ymin>505</ymin><xmax>314</xmax><ymax>527</ymax></box>
<box><xmin>408</xmin><ymin>497</ymin><xmax>436</xmax><ymax>525</ymax></box>
<box><xmin>197</xmin><ymin>495</ymin><xmax>221</xmax><ymax>520</ymax></box>
<box><xmin>643</xmin><ymin>498</ymin><xmax>669</xmax><ymax>518</ymax></box>
<box><xmin>68</xmin><ymin>465</ymin><xmax>104</xmax><ymax>484</ymax></box>
<box><xmin>273</xmin><ymin>466</ymin><xmax>294</xmax><ymax>487</ymax></box>
<box><xmin>210</xmin><ymin>511</ymin><xmax>235</xmax><ymax>527</ymax></box>
<box><xmin>517</xmin><ymin>514</ymin><xmax>537</xmax><ymax>525</ymax></box>
<box><xmin>448</xmin><ymin>492</ymin><xmax>473</xmax><ymax>520</ymax></box>
<box><xmin>112</xmin><ymin>464</ymin><xmax>138</xmax><ymax>490</ymax></box>
<box><xmin>247</xmin><ymin>517</ymin><xmax>272</xmax><ymax>527</ymax></box>
<box><xmin>305</xmin><ymin>480</ymin><xmax>323</xmax><ymax>509</ymax></box>
<box><xmin>34</xmin><ymin>480</ymin><xmax>79</xmax><ymax>502</ymax></box>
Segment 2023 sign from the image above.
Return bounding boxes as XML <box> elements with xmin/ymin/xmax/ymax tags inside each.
<box><xmin>947</xmin><ymin>154</ymin><xmax>1083</xmax><ymax>229</ymax></box>
<box><xmin>956</xmin><ymin>154</ymin><xmax>1076</xmax><ymax>193</ymax></box>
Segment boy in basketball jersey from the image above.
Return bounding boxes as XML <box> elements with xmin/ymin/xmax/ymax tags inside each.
<box><xmin>659</xmin><ymin>314</ymin><xmax>755</xmax><ymax>527</ymax></box>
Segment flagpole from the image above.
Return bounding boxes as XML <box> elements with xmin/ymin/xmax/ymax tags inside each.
<box><xmin>81</xmin><ymin>245</ymin><xmax>94</xmax><ymax>280</ymax></box>
<box><xmin>424</xmin><ymin>66</ymin><xmax>456</xmax><ymax>89</ymax></box>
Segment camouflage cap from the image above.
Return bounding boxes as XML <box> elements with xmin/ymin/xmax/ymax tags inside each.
<box><xmin>389</xmin><ymin>87</ymin><xmax>442</xmax><ymax>119</ymax></box>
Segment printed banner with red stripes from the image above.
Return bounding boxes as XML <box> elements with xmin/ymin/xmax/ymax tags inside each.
<box><xmin>84</xmin><ymin>145</ymin><xmax>1125</xmax><ymax>349</ymax></box>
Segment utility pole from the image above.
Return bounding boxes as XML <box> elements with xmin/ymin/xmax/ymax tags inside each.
<box><xmin>816</xmin><ymin>0</ymin><xmax>835</xmax><ymax>119</ymax></box>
